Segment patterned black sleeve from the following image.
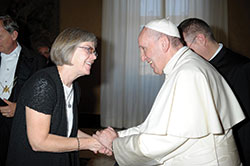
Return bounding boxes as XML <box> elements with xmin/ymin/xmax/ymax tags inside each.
<box><xmin>23</xmin><ymin>72</ymin><xmax>57</xmax><ymax>115</ymax></box>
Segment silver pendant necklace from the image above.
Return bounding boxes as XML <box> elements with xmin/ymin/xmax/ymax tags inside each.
<box><xmin>66</xmin><ymin>88</ymin><xmax>73</xmax><ymax>108</ymax></box>
<box><xmin>63</xmin><ymin>84</ymin><xmax>73</xmax><ymax>108</ymax></box>
<box><xmin>67</xmin><ymin>88</ymin><xmax>73</xmax><ymax>108</ymax></box>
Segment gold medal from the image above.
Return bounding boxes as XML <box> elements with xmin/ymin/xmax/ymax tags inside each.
<box><xmin>2</xmin><ymin>85</ymin><xmax>10</xmax><ymax>93</ymax></box>
<box><xmin>0</xmin><ymin>77</ymin><xmax>17</xmax><ymax>94</ymax></box>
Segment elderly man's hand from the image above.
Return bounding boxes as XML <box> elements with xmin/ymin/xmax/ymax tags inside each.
<box><xmin>93</xmin><ymin>127</ymin><xmax>118</xmax><ymax>152</ymax></box>
<box><xmin>0</xmin><ymin>99</ymin><xmax>16</xmax><ymax>117</ymax></box>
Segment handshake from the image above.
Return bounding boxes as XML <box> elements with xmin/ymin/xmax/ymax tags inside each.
<box><xmin>89</xmin><ymin>127</ymin><xmax>118</xmax><ymax>156</ymax></box>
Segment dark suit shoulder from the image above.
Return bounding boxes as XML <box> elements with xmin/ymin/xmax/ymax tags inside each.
<box><xmin>19</xmin><ymin>45</ymin><xmax>45</xmax><ymax>72</ymax></box>
<box><xmin>220</xmin><ymin>47</ymin><xmax>250</xmax><ymax>64</ymax></box>
<box><xmin>210</xmin><ymin>46</ymin><xmax>250</xmax><ymax>71</ymax></box>
<box><xmin>209</xmin><ymin>46</ymin><xmax>250</xmax><ymax>87</ymax></box>
<box><xmin>19</xmin><ymin>45</ymin><xmax>37</xmax><ymax>59</ymax></box>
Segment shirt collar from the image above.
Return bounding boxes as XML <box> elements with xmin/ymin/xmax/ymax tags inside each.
<box><xmin>1</xmin><ymin>42</ymin><xmax>22</xmax><ymax>58</ymax></box>
<box><xmin>163</xmin><ymin>46</ymin><xmax>189</xmax><ymax>76</ymax></box>
<box><xmin>209</xmin><ymin>43</ymin><xmax>223</xmax><ymax>61</ymax></box>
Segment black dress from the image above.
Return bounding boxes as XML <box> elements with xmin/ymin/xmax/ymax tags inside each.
<box><xmin>6</xmin><ymin>66</ymin><xmax>80</xmax><ymax>166</ymax></box>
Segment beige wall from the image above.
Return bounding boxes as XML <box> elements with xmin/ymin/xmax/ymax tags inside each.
<box><xmin>228</xmin><ymin>0</ymin><xmax>250</xmax><ymax>58</ymax></box>
<box><xmin>60</xmin><ymin>0</ymin><xmax>102</xmax><ymax>114</ymax></box>
<box><xmin>59</xmin><ymin>0</ymin><xmax>250</xmax><ymax>115</ymax></box>
<box><xmin>60</xmin><ymin>0</ymin><xmax>102</xmax><ymax>38</ymax></box>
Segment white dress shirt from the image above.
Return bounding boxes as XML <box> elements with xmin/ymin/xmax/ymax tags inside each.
<box><xmin>0</xmin><ymin>43</ymin><xmax>21</xmax><ymax>100</ymax></box>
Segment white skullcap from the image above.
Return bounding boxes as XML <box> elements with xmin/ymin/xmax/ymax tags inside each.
<box><xmin>145</xmin><ymin>18</ymin><xmax>180</xmax><ymax>38</ymax></box>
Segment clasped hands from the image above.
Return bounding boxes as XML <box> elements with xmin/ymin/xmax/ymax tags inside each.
<box><xmin>93</xmin><ymin>126</ymin><xmax>118</xmax><ymax>156</ymax></box>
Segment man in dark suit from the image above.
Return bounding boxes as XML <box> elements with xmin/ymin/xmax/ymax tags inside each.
<box><xmin>0</xmin><ymin>15</ymin><xmax>42</xmax><ymax>166</ymax></box>
<box><xmin>178</xmin><ymin>18</ymin><xmax>250</xmax><ymax>166</ymax></box>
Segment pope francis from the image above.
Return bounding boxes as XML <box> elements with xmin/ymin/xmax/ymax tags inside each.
<box><xmin>94</xmin><ymin>18</ymin><xmax>245</xmax><ymax>166</ymax></box>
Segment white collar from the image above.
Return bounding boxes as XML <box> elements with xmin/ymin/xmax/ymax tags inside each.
<box><xmin>1</xmin><ymin>42</ymin><xmax>22</xmax><ymax>59</ymax></box>
<box><xmin>209</xmin><ymin>43</ymin><xmax>223</xmax><ymax>61</ymax></box>
<box><xmin>163</xmin><ymin>46</ymin><xmax>189</xmax><ymax>76</ymax></box>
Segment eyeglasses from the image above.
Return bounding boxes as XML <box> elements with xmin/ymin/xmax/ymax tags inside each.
<box><xmin>78</xmin><ymin>46</ymin><xmax>98</xmax><ymax>56</ymax></box>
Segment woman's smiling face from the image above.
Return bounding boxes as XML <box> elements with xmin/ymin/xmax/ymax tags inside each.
<box><xmin>71</xmin><ymin>41</ymin><xmax>97</xmax><ymax>76</ymax></box>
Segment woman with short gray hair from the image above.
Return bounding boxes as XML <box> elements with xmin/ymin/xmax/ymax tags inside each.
<box><xmin>6</xmin><ymin>28</ymin><xmax>103</xmax><ymax>166</ymax></box>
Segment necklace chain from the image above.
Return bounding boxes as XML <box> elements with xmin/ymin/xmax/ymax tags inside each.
<box><xmin>64</xmin><ymin>86</ymin><xmax>73</xmax><ymax>108</ymax></box>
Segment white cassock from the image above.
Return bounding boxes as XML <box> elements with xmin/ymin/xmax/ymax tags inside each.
<box><xmin>113</xmin><ymin>47</ymin><xmax>245</xmax><ymax>166</ymax></box>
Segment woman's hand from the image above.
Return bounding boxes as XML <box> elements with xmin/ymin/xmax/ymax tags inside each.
<box><xmin>82</xmin><ymin>137</ymin><xmax>105</xmax><ymax>154</ymax></box>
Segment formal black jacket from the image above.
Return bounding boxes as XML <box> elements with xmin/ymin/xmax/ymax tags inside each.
<box><xmin>0</xmin><ymin>46</ymin><xmax>40</xmax><ymax>122</ymax></box>
<box><xmin>0</xmin><ymin>45</ymin><xmax>41</xmax><ymax>166</ymax></box>
<box><xmin>210</xmin><ymin>46</ymin><xmax>250</xmax><ymax>165</ymax></box>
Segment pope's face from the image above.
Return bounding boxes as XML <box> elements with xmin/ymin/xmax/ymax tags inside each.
<box><xmin>70</xmin><ymin>41</ymin><xmax>97</xmax><ymax>77</ymax></box>
<box><xmin>138</xmin><ymin>28</ymin><xmax>165</xmax><ymax>75</ymax></box>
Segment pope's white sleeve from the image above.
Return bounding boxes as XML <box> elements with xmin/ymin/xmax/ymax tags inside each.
<box><xmin>118</xmin><ymin>125</ymin><xmax>141</xmax><ymax>137</ymax></box>
<box><xmin>113</xmin><ymin>133</ymin><xmax>190</xmax><ymax>166</ymax></box>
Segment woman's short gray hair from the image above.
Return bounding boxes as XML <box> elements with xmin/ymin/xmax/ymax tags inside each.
<box><xmin>50</xmin><ymin>27</ymin><xmax>97</xmax><ymax>66</ymax></box>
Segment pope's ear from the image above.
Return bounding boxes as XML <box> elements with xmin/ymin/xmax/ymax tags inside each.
<box><xmin>160</xmin><ymin>35</ymin><xmax>170</xmax><ymax>52</ymax></box>
<box><xmin>11</xmin><ymin>31</ymin><xmax>18</xmax><ymax>41</ymax></box>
